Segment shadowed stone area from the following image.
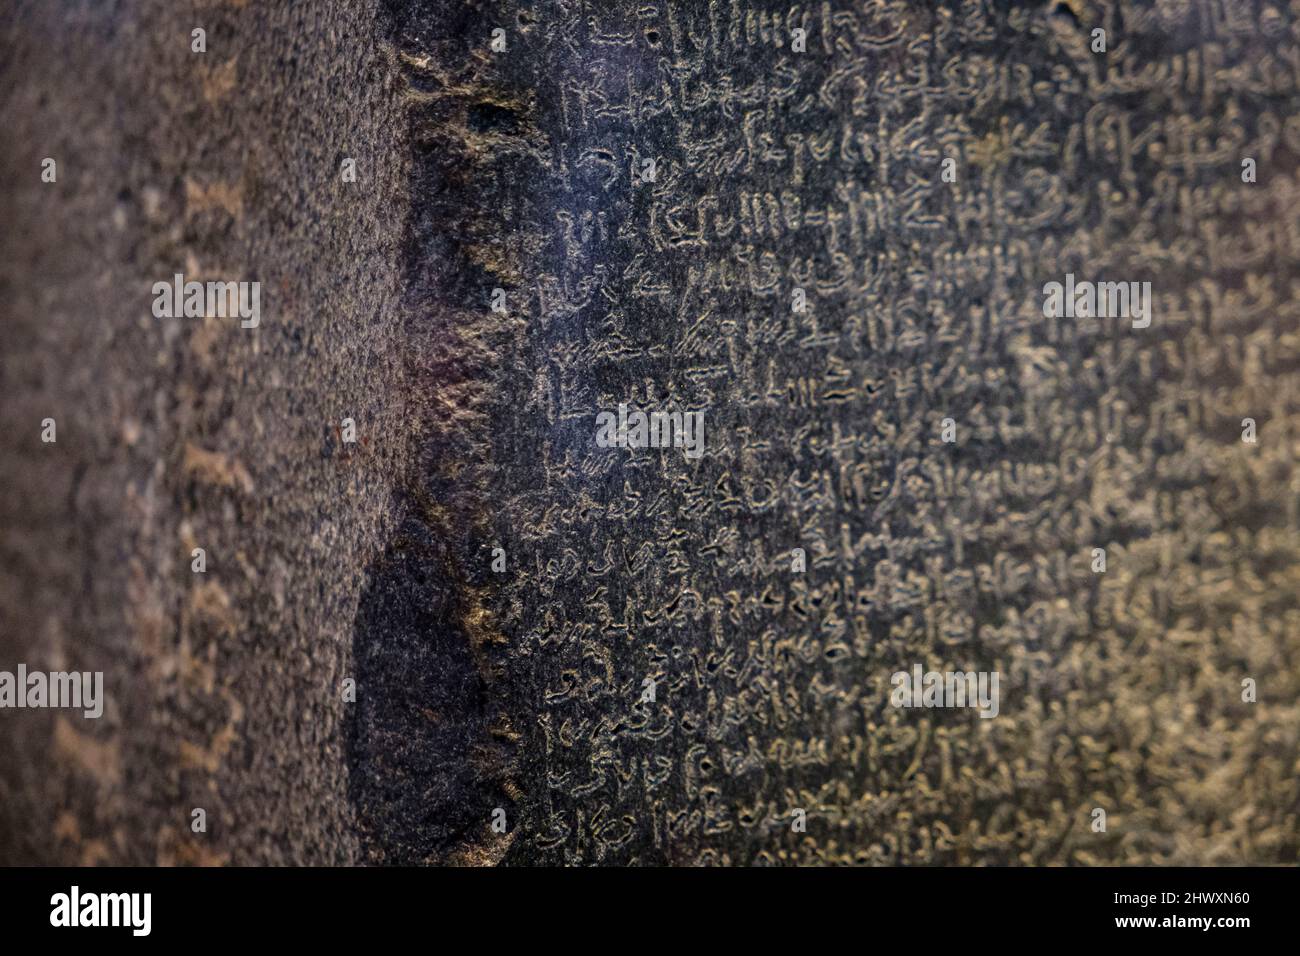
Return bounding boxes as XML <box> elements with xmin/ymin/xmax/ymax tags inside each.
<box><xmin>348</xmin><ymin>515</ymin><xmax>517</xmax><ymax>865</ymax></box>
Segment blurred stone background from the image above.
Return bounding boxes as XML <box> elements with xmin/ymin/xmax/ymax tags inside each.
<box><xmin>1</xmin><ymin>0</ymin><xmax>411</xmax><ymax>864</ymax></box>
